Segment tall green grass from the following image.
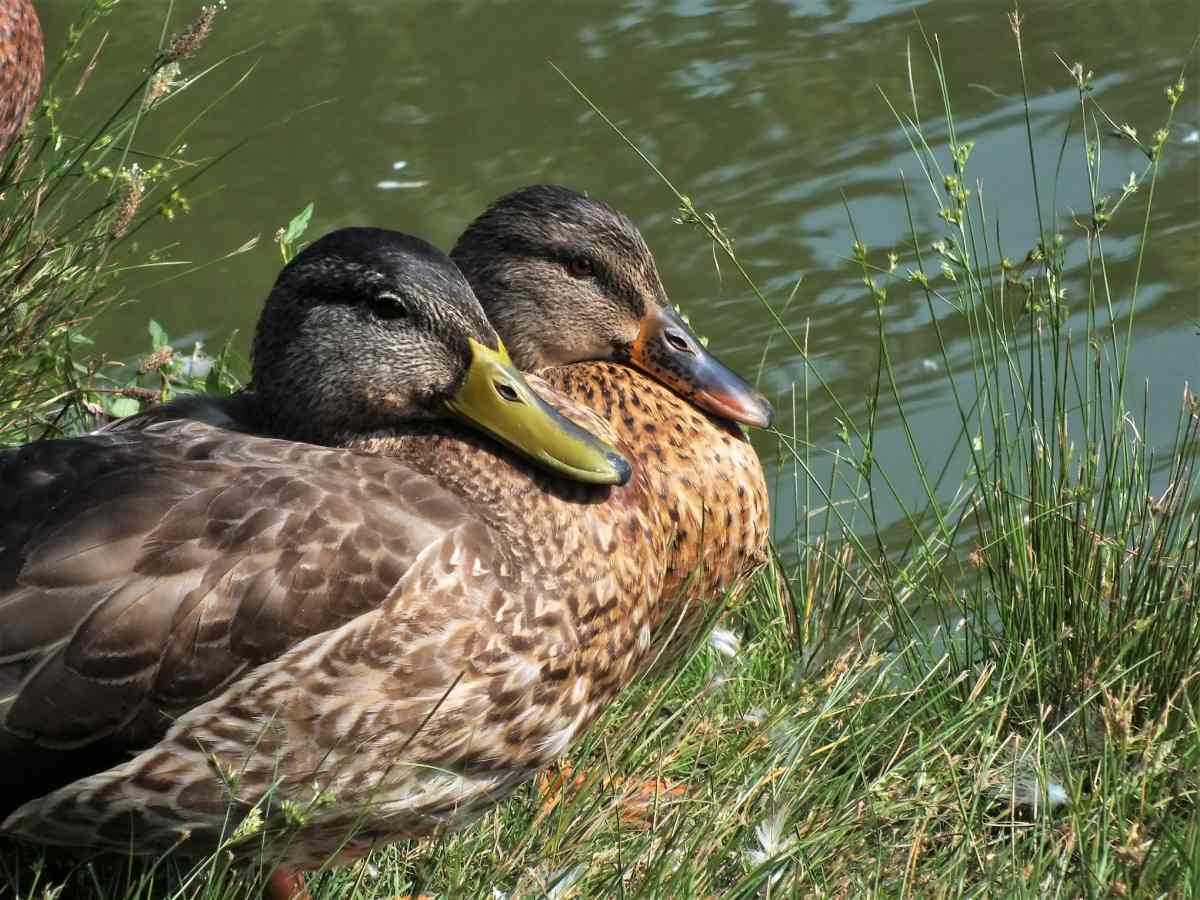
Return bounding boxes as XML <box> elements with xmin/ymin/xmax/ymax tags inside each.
<box><xmin>0</xmin><ymin>1</ymin><xmax>245</xmax><ymax>446</ymax></box>
<box><xmin>2</xmin><ymin>5</ymin><xmax>1197</xmax><ymax>899</ymax></box>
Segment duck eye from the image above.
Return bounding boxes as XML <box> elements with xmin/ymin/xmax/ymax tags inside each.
<box><xmin>369</xmin><ymin>292</ymin><xmax>409</xmax><ymax>321</ymax></box>
<box><xmin>664</xmin><ymin>329</ymin><xmax>693</xmax><ymax>354</ymax></box>
<box><xmin>494</xmin><ymin>380</ymin><xmax>522</xmax><ymax>403</ymax></box>
<box><xmin>566</xmin><ymin>256</ymin><xmax>595</xmax><ymax>279</ymax></box>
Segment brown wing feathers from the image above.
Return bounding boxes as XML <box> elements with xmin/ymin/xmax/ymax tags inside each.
<box><xmin>0</xmin><ymin>419</ymin><xmax>468</xmax><ymax>816</ymax></box>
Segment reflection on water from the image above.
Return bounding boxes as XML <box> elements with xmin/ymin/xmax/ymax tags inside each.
<box><xmin>37</xmin><ymin>0</ymin><xmax>1199</xmax><ymax>543</ymax></box>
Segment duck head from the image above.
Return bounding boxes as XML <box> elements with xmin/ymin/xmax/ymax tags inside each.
<box><xmin>451</xmin><ymin>185</ymin><xmax>773</xmax><ymax>429</ymax></box>
<box><xmin>250</xmin><ymin>227</ymin><xmax>630</xmax><ymax>485</ymax></box>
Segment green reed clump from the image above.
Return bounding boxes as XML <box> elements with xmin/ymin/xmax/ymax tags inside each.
<box><xmin>871</xmin><ymin>13</ymin><xmax>1198</xmax><ymax>730</ymax></box>
<box><xmin>554</xmin><ymin>5</ymin><xmax>1199</xmax><ymax>897</ymax></box>
<box><xmin>0</xmin><ymin>1</ymin><xmax>246</xmax><ymax>445</ymax></box>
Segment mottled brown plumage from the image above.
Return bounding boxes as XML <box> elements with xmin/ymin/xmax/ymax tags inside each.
<box><xmin>454</xmin><ymin>185</ymin><xmax>772</xmax><ymax>642</ymax></box>
<box><xmin>0</xmin><ymin>190</ymin><xmax>772</xmax><ymax>884</ymax></box>
<box><xmin>0</xmin><ymin>0</ymin><xmax>43</xmax><ymax>157</ymax></box>
<box><xmin>543</xmin><ymin>363</ymin><xmax>768</xmax><ymax>620</ymax></box>
<box><xmin>2</xmin><ymin>410</ymin><xmax>664</xmax><ymax>867</ymax></box>
<box><xmin>0</xmin><ymin>228</ymin><xmax>654</xmax><ymax>871</ymax></box>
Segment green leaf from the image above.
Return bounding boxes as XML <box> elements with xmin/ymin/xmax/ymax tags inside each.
<box><xmin>282</xmin><ymin>203</ymin><xmax>314</xmax><ymax>246</ymax></box>
<box><xmin>109</xmin><ymin>397</ymin><xmax>140</xmax><ymax>418</ymax></box>
<box><xmin>148</xmin><ymin>319</ymin><xmax>169</xmax><ymax>349</ymax></box>
<box><xmin>203</xmin><ymin>329</ymin><xmax>242</xmax><ymax>396</ymax></box>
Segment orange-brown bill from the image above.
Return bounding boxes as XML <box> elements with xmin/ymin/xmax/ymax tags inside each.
<box><xmin>623</xmin><ymin>305</ymin><xmax>774</xmax><ymax>428</ymax></box>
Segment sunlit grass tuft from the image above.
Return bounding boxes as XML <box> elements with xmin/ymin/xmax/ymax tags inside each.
<box><xmin>0</xmin><ymin>0</ymin><xmax>250</xmax><ymax>445</ymax></box>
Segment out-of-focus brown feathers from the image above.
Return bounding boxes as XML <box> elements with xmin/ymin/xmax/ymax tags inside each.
<box><xmin>0</xmin><ymin>0</ymin><xmax>42</xmax><ymax>156</ymax></box>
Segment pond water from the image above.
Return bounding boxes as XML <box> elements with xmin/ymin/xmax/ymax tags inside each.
<box><xmin>38</xmin><ymin>0</ymin><xmax>1200</xmax><ymax>547</ymax></box>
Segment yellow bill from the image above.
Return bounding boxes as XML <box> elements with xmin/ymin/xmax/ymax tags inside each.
<box><xmin>446</xmin><ymin>339</ymin><xmax>631</xmax><ymax>485</ymax></box>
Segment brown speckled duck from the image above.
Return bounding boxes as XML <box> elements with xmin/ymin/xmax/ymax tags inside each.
<box><xmin>0</xmin><ymin>0</ymin><xmax>43</xmax><ymax>157</ymax></box>
<box><xmin>0</xmin><ymin>228</ymin><xmax>658</xmax><ymax>895</ymax></box>
<box><xmin>453</xmin><ymin>185</ymin><xmax>773</xmax><ymax>635</ymax></box>
<box><xmin>0</xmin><ymin>203</ymin><xmax>771</xmax><ymax>900</ymax></box>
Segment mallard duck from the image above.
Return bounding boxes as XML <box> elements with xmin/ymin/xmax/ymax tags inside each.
<box><xmin>0</xmin><ymin>0</ymin><xmax>43</xmax><ymax>157</ymax></box>
<box><xmin>0</xmin><ymin>229</ymin><xmax>654</xmax><ymax>891</ymax></box>
<box><xmin>1</xmin><ymin>205</ymin><xmax>770</xmax><ymax>899</ymax></box>
<box><xmin>452</xmin><ymin>185</ymin><xmax>773</xmax><ymax>627</ymax></box>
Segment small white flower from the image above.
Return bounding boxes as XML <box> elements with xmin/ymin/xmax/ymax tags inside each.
<box><xmin>708</xmin><ymin>627</ymin><xmax>741</xmax><ymax>658</ymax></box>
<box><xmin>742</xmin><ymin>707</ymin><xmax>767</xmax><ymax>726</ymax></box>
<box><xmin>745</xmin><ymin>808</ymin><xmax>793</xmax><ymax>886</ymax></box>
<box><xmin>1045</xmin><ymin>780</ymin><xmax>1069</xmax><ymax>808</ymax></box>
<box><xmin>988</xmin><ymin>751</ymin><xmax>1071</xmax><ymax>815</ymax></box>
<box><xmin>755</xmin><ymin>809</ymin><xmax>789</xmax><ymax>855</ymax></box>
<box><xmin>997</xmin><ymin>772</ymin><xmax>1069</xmax><ymax>813</ymax></box>
<box><xmin>544</xmin><ymin>864</ymin><xmax>584</xmax><ymax>899</ymax></box>
<box><xmin>709</xmin><ymin>672</ymin><xmax>733</xmax><ymax>690</ymax></box>
<box><xmin>182</xmin><ymin>343</ymin><xmax>213</xmax><ymax>379</ymax></box>
<box><xmin>921</xmin><ymin>358</ymin><xmax>939</xmax><ymax>372</ymax></box>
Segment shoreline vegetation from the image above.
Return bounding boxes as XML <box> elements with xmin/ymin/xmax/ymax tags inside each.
<box><xmin>2</xmin><ymin>3</ymin><xmax>1197</xmax><ymax>898</ymax></box>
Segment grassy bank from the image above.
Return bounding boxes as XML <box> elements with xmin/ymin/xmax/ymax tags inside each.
<box><xmin>2</xmin><ymin>5</ymin><xmax>1198</xmax><ymax>899</ymax></box>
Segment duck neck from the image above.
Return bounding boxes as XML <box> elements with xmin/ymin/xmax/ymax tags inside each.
<box><xmin>539</xmin><ymin>362</ymin><xmax>770</xmax><ymax>609</ymax></box>
<box><xmin>346</xmin><ymin>406</ymin><xmax>670</xmax><ymax>698</ymax></box>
